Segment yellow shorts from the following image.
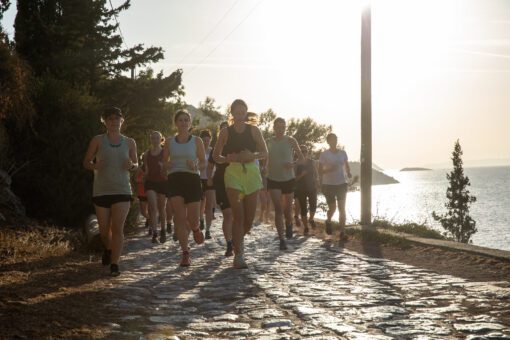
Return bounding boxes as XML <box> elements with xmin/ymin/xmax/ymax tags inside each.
<box><xmin>224</xmin><ymin>162</ymin><xmax>263</xmax><ymax>198</ymax></box>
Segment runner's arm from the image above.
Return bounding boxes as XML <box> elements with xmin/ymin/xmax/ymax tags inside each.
<box><xmin>126</xmin><ymin>138</ymin><xmax>139</xmax><ymax>171</ymax></box>
<box><xmin>252</xmin><ymin>126</ymin><xmax>268</xmax><ymax>161</ymax></box>
<box><xmin>213</xmin><ymin>128</ymin><xmax>229</xmax><ymax>164</ymax></box>
<box><xmin>82</xmin><ymin>135</ymin><xmax>100</xmax><ymax>171</ymax></box>
<box><xmin>195</xmin><ymin>137</ymin><xmax>207</xmax><ymax>172</ymax></box>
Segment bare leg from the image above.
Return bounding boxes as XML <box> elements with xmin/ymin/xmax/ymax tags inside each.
<box><xmin>157</xmin><ymin>193</ymin><xmax>167</xmax><ymax>233</ymax></box>
<box><xmin>146</xmin><ymin>190</ymin><xmax>158</xmax><ymax>235</ymax></box>
<box><xmin>109</xmin><ymin>201</ymin><xmax>130</xmax><ymax>264</ymax></box>
<box><xmin>205</xmin><ymin>190</ymin><xmax>215</xmax><ymax>230</ymax></box>
<box><xmin>282</xmin><ymin>193</ymin><xmax>294</xmax><ymax>228</ymax></box>
<box><xmin>227</xmin><ymin>188</ymin><xmax>244</xmax><ymax>254</ymax></box>
<box><xmin>327</xmin><ymin>202</ymin><xmax>336</xmax><ymax>222</ymax></box>
<box><xmin>166</xmin><ymin>199</ymin><xmax>173</xmax><ymax>223</ymax></box>
<box><xmin>171</xmin><ymin>197</ymin><xmax>189</xmax><ymax>252</ymax></box>
<box><xmin>338</xmin><ymin>198</ymin><xmax>346</xmax><ymax>234</ymax></box>
<box><xmin>200</xmin><ymin>195</ymin><xmax>206</xmax><ymax>223</ymax></box>
<box><xmin>186</xmin><ymin>201</ymin><xmax>201</xmax><ymax>234</ymax></box>
<box><xmin>258</xmin><ymin>189</ymin><xmax>267</xmax><ymax>222</ymax></box>
<box><xmin>294</xmin><ymin>196</ymin><xmax>301</xmax><ymax>226</ymax></box>
<box><xmin>95</xmin><ymin>205</ymin><xmax>112</xmax><ymax>250</ymax></box>
<box><xmin>222</xmin><ymin>208</ymin><xmax>233</xmax><ymax>241</ymax></box>
<box><xmin>264</xmin><ymin>191</ymin><xmax>272</xmax><ymax>223</ymax></box>
<box><xmin>243</xmin><ymin>190</ymin><xmax>259</xmax><ymax>235</ymax></box>
<box><xmin>269</xmin><ymin>189</ymin><xmax>284</xmax><ymax>239</ymax></box>
<box><xmin>139</xmin><ymin>200</ymin><xmax>149</xmax><ymax>220</ymax></box>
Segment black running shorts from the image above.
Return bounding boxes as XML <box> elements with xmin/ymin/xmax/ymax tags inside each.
<box><xmin>93</xmin><ymin>195</ymin><xmax>132</xmax><ymax>208</ymax></box>
<box><xmin>267</xmin><ymin>178</ymin><xmax>296</xmax><ymax>194</ymax></box>
<box><xmin>167</xmin><ymin>172</ymin><xmax>202</xmax><ymax>204</ymax></box>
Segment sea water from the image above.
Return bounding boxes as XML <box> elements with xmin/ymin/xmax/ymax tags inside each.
<box><xmin>316</xmin><ymin>166</ymin><xmax>510</xmax><ymax>251</ymax></box>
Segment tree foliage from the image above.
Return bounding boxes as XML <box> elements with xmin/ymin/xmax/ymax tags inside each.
<box><xmin>258</xmin><ymin>108</ymin><xmax>277</xmax><ymax>140</ymax></box>
<box><xmin>94</xmin><ymin>68</ymin><xmax>183</xmax><ymax>152</ymax></box>
<box><xmin>1</xmin><ymin>1</ymin><xmax>34</xmax><ymax>164</ymax></box>
<box><xmin>14</xmin><ymin>0</ymin><xmax>163</xmax><ymax>89</ymax></box>
<box><xmin>258</xmin><ymin>108</ymin><xmax>331</xmax><ymax>152</ymax></box>
<box><xmin>2</xmin><ymin>0</ymin><xmax>183</xmax><ymax>226</ymax></box>
<box><xmin>7</xmin><ymin>76</ymin><xmax>102</xmax><ymax>225</ymax></box>
<box><xmin>432</xmin><ymin>140</ymin><xmax>477</xmax><ymax>243</ymax></box>
<box><xmin>286</xmin><ymin>117</ymin><xmax>332</xmax><ymax>151</ymax></box>
<box><xmin>199</xmin><ymin>96</ymin><xmax>224</xmax><ymax>123</ymax></box>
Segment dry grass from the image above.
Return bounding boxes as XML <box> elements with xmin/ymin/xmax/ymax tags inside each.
<box><xmin>0</xmin><ymin>226</ymin><xmax>76</xmax><ymax>264</ymax></box>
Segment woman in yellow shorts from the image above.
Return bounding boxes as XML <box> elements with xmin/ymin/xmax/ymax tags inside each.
<box><xmin>213</xmin><ymin>99</ymin><xmax>267</xmax><ymax>269</ymax></box>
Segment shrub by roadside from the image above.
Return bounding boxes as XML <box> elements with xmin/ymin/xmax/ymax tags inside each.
<box><xmin>371</xmin><ymin>218</ymin><xmax>446</xmax><ymax>240</ymax></box>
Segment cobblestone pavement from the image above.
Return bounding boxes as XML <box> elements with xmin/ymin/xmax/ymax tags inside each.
<box><xmin>104</xmin><ymin>220</ymin><xmax>510</xmax><ymax>339</ymax></box>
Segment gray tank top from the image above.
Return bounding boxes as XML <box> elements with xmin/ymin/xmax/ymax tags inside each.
<box><xmin>267</xmin><ymin>136</ymin><xmax>295</xmax><ymax>182</ymax></box>
<box><xmin>169</xmin><ymin>135</ymin><xmax>199</xmax><ymax>175</ymax></box>
<box><xmin>93</xmin><ymin>134</ymin><xmax>132</xmax><ymax>197</ymax></box>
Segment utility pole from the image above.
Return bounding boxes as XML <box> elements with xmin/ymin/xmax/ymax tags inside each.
<box><xmin>360</xmin><ymin>1</ymin><xmax>372</xmax><ymax>225</ymax></box>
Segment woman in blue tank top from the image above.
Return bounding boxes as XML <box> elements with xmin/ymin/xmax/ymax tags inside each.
<box><xmin>83</xmin><ymin>107</ymin><xmax>138</xmax><ymax>277</ymax></box>
<box><xmin>162</xmin><ymin>110</ymin><xmax>206</xmax><ymax>267</ymax></box>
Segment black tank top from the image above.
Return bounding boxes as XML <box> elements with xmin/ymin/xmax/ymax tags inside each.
<box><xmin>223</xmin><ymin>124</ymin><xmax>257</xmax><ymax>154</ymax></box>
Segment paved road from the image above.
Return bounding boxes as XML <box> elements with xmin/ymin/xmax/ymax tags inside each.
<box><xmin>104</xmin><ymin>219</ymin><xmax>510</xmax><ymax>339</ymax></box>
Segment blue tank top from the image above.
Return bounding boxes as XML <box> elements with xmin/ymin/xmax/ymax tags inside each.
<box><xmin>169</xmin><ymin>135</ymin><xmax>199</xmax><ymax>174</ymax></box>
<box><xmin>93</xmin><ymin>134</ymin><xmax>132</xmax><ymax>196</ymax></box>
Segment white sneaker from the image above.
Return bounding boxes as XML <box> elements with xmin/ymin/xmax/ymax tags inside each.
<box><xmin>233</xmin><ymin>254</ymin><xmax>248</xmax><ymax>269</ymax></box>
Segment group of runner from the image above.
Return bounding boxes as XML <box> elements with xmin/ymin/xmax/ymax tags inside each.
<box><xmin>83</xmin><ymin>100</ymin><xmax>351</xmax><ymax>276</ymax></box>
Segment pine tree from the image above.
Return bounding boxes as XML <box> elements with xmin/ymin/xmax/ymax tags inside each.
<box><xmin>14</xmin><ymin>0</ymin><xmax>163</xmax><ymax>89</ymax></box>
<box><xmin>432</xmin><ymin>140</ymin><xmax>477</xmax><ymax>243</ymax></box>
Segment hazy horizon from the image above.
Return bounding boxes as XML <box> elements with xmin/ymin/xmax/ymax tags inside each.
<box><xmin>3</xmin><ymin>0</ymin><xmax>510</xmax><ymax>169</ymax></box>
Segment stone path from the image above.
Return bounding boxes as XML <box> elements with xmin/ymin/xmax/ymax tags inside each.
<box><xmin>104</xmin><ymin>219</ymin><xmax>510</xmax><ymax>339</ymax></box>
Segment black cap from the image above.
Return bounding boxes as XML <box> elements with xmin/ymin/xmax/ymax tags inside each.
<box><xmin>102</xmin><ymin>106</ymin><xmax>123</xmax><ymax>119</ymax></box>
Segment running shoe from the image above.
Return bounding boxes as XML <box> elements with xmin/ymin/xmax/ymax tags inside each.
<box><xmin>159</xmin><ymin>230</ymin><xmax>167</xmax><ymax>243</ymax></box>
<box><xmin>151</xmin><ymin>232</ymin><xmax>158</xmax><ymax>243</ymax></box>
<box><xmin>110</xmin><ymin>263</ymin><xmax>120</xmax><ymax>277</ymax></box>
<box><xmin>309</xmin><ymin>219</ymin><xmax>316</xmax><ymax>229</ymax></box>
<box><xmin>205</xmin><ymin>230</ymin><xmax>211</xmax><ymax>239</ymax></box>
<box><xmin>285</xmin><ymin>224</ymin><xmax>293</xmax><ymax>239</ymax></box>
<box><xmin>180</xmin><ymin>251</ymin><xmax>191</xmax><ymax>267</ymax></box>
<box><xmin>225</xmin><ymin>241</ymin><xmax>233</xmax><ymax>257</ymax></box>
<box><xmin>199</xmin><ymin>219</ymin><xmax>205</xmax><ymax>230</ymax></box>
<box><xmin>101</xmin><ymin>249</ymin><xmax>111</xmax><ymax>266</ymax></box>
<box><xmin>233</xmin><ymin>254</ymin><xmax>248</xmax><ymax>269</ymax></box>
<box><xmin>279</xmin><ymin>239</ymin><xmax>288</xmax><ymax>250</ymax></box>
<box><xmin>325</xmin><ymin>221</ymin><xmax>333</xmax><ymax>235</ymax></box>
<box><xmin>192</xmin><ymin>228</ymin><xmax>204</xmax><ymax>245</ymax></box>
<box><xmin>166</xmin><ymin>223</ymin><xmax>172</xmax><ymax>234</ymax></box>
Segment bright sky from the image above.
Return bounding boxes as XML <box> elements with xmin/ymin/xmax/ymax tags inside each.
<box><xmin>3</xmin><ymin>0</ymin><xmax>510</xmax><ymax>169</ymax></box>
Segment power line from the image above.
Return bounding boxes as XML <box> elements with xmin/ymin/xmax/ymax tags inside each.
<box><xmin>176</xmin><ymin>0</ymin><xmax>242</xmax><ymax>67</ymax></box>
<box><xmin>187</xmin><ymin>0</ymin><xmax>264</xmax><ymax>75</ymax></box>
<box><xmin>109</xmin><ymin>0</ymin><xmax>129</xmax><ymax>50</ymax></box>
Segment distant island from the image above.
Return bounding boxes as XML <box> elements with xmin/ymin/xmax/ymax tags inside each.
<box><xmin>400</xmin><ymin>167</ymin><xmax>432</xmax><ymax>172</ymax></box>
<box><xmin>349</xmin><ymin>162</ymin><xmax>399</xmax><ymax>185</ymax></box>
